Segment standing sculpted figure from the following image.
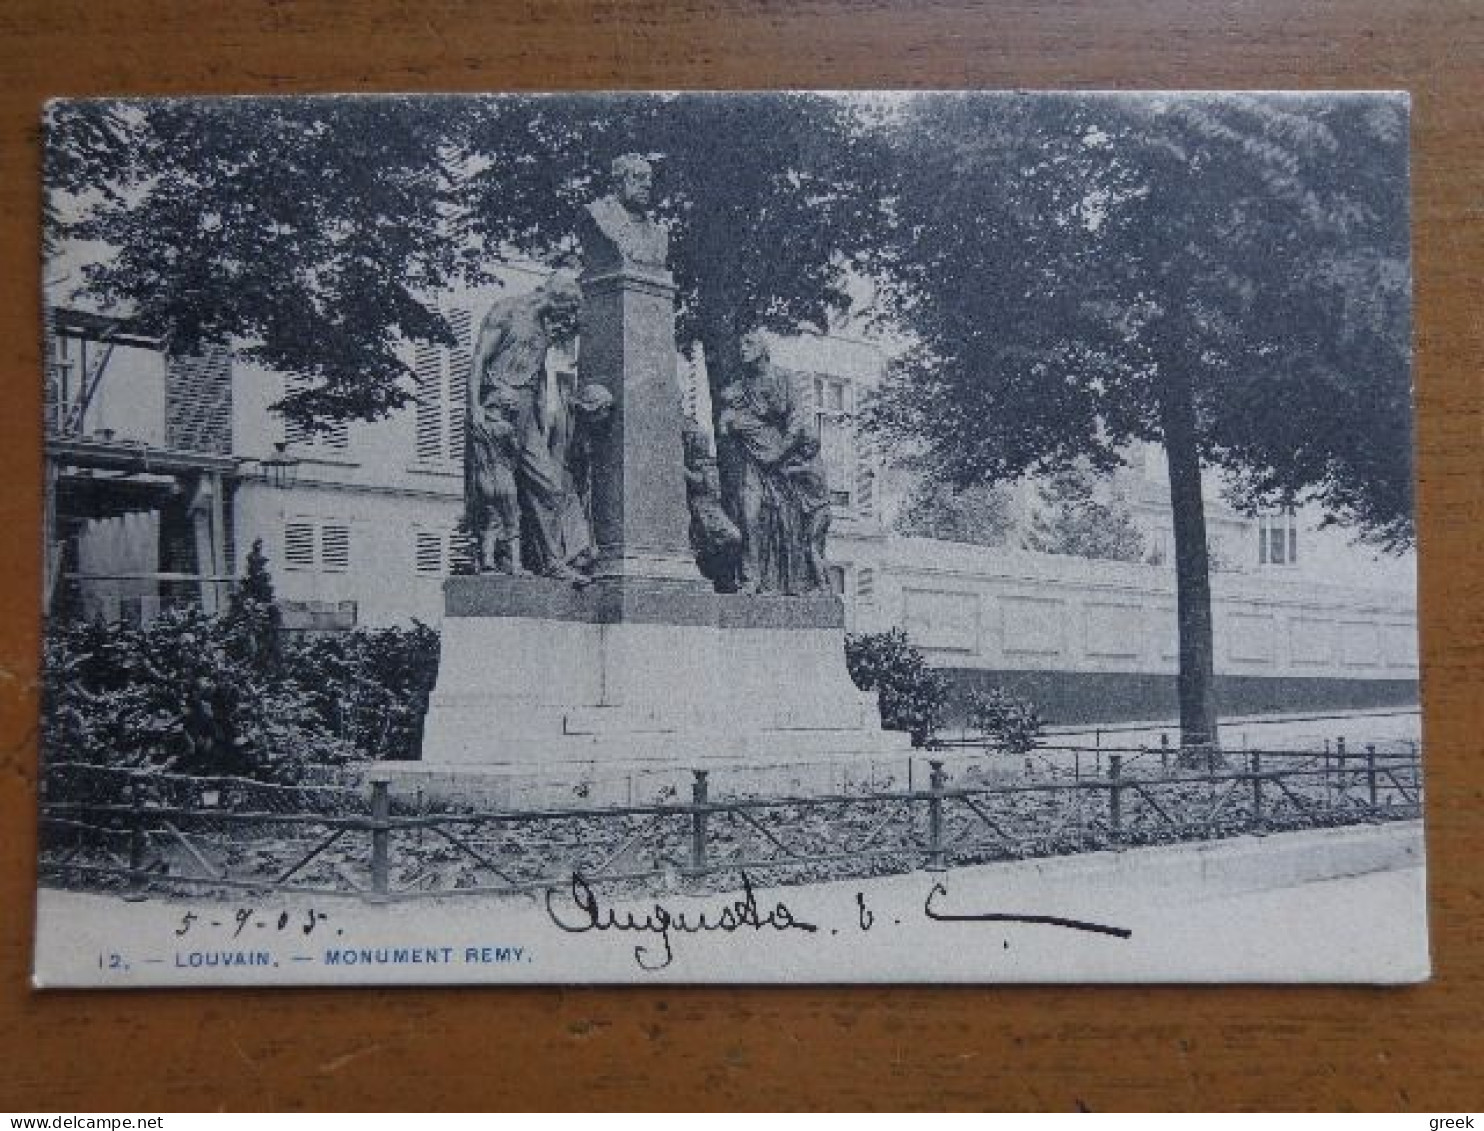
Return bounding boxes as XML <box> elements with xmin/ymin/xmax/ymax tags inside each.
<box><xmin>466</xmin><ymin>274</ymin><xmax>583</xmax><ymax>578</ymax></box>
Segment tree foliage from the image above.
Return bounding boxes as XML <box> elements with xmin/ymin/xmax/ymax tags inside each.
<box><xmin>865</xmin><ymin>92</ymin><xmax>1412</xmax><ymax>745</ymax></box>
<box><xmin>893</xmin><ymin>474</ymin><xmax>1015</xmax><ymax>547</ymax></box>
<box><xmin>1025</xmin><ymin>470</ymin><xmax>1146</xmax><ymax>562</ymax></box>
<box><xmin>46</xmin><ymin>94</ymin><xmax>891</xmax><ymax>435</ymax></box>
<box><xmin>868</xmin><ymin>92</ymin><xmax>1411</xmax><ymax>549</ymax></box>
<box><xmin>46</xmin><ymin>97</ymin><xmax>460</xmax><ymax>434</ymax></box>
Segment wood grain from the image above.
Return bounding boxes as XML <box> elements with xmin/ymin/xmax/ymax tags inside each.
<box><xmin>1</xmin><ymin>0</ymin><xmax>1480</xmax><ymax>1111</ymax></box>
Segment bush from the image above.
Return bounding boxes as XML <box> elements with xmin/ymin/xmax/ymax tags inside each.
<box><xmin>844</xmin><ymin>629</ymin><xmax>950</xmax><ymax>747</ymax></box>
<box><xmin>966</xmin><ymin>687</ymin><xmax>1044</xmax><ymax>755</ymax></box>
<box><xmin>42</xmin><ymin>607</ymin><xmax>357</xmax><ymax>782</ymax></box>
<box><xmin>283</xmin><ymin>622</ymin><xmax>441</xmax><ymax>761</ymax></box>
<box><xmin>42</xmin><ymin>546</ymin><xmax>443</xmax><ymax>780</ymax></box>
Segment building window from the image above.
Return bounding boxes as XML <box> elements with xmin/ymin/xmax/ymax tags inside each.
<box><xmin>284</xmin><ymin>518</ymin><xmax>351</xmax><ymax>573</ymax></box>
<box><xmin>1258</xmin><ymin>510</ymin><xmax>1298</xmax><ymax>567</ymax></box>
<box><xmin>283</xmin><ymin>372</ymin><xmax>348</xmax><ymax>452</ymax></box>
<box><xmin>413</xmin><ymin>308</ymin><xmax>472</xmax><ymax>466</ymax></box>
<box><xmin>811</xmin><ymin>374</ymin><xmax>856</xmax><ymax>511</ymax></box>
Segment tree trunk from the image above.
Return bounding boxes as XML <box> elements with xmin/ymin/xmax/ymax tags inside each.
<box><xmin>1158</xmin><ymin>366</ymin><xmax>1220</xmax><ymax>759</ymax></box>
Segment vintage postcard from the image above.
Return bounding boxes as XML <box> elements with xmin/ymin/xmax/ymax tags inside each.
<box><xmin>33</xmin><ymin>91</ymin><xmax>1426</xmax><ymax>986</ymax></box>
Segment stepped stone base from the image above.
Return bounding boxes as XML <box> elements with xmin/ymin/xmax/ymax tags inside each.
<box><xmin>416</xmin><ymin>575</ymin><xmax>910</xmax><ymax>785</ymax></box>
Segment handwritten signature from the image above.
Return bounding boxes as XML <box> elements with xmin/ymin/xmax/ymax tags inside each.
<box><xmin>545</xmin><ymin>872</ymin><xmax>1130</xmax><ymax>970</ymax></box>
<box><xmin>923</xmin><ymin>882</ymin><xmax>1132</xmax><ymax>939</ymax></box>
<box><xmin>544</xmin><ymin>871</ymin><xmax>817</xmax><ymax>970</ymax></box>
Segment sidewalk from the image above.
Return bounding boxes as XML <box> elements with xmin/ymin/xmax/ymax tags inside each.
<box><xmin>32</xmin><ymin>820</ymin><xmax>1429</xmax><ymax>987</ymax></box>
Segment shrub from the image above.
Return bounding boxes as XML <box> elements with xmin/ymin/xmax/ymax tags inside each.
<box><xmin>844</xmin><ymin>628</ymin><xmax>950</xmax><ymax>747</ymax></box>
<box><xmin>41</xmin><ymin>546</ymin><xmax>443</xmax><ymax>780</ymax></box>
<box><xmin>965</xmin><ymin>687</ymin><xmax>1044</xmax><ymax>755</ymax></box>
<box><xmin>282</xmin><ymin>621</ymin><xmax>441</xmax><ymax>761</ymax></box>
<box><xmin>42</xmin><ymin>606</ymin><xmax>357</xmax><ymax>782</ymax></box>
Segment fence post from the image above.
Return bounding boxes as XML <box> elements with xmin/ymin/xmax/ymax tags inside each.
<box><xmin>1108</xmin><ymin>755</ymin><xmax>1123</xmax><ymax>840</ymax></box>
<box><xmin>367</xmin><ymin>772</ymin><xmax>391</xmax><ymax>903</ymax></box>
<box><xmin>1408</xmin><ymin>739</ymin><xmax>1422</xmax><ymax>808</ymax></box>
<box><xmin>1160</xmin><ymin>732</ymin><xmax>1170</xmax><ymax>774</ymax></box>
<box><xmin>1366</xmin><ymin>744</ymin><xmax>1379</xmax><ymax>811</ymax></box>
<box><xmin>125</xmin><ymin>774</ymin><xmax>147</xmax><ymax>896</ymax></box>
<box><xmin>1250</xmin><ymin>751</ymin><xmax>1264</xmax><ymax>831</ymax></box>
<box><xmin>925</xmin><ymin>760</ymin><xmax>947</xmax><ymax>872</ymax></box>
<box><xmin>687</xmin><ymin>770</ymin><xmax>710</xmax><ymax>876</ymax></box>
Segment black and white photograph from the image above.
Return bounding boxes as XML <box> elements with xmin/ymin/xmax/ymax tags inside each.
<box><xmin>33</xmin><ymin>91</ymin><xmax>1424</xmax><ymax>985</ymax></box>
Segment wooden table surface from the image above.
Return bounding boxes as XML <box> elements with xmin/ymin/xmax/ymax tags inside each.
<box><xmin>1</xmin><ymin>0</ymin><xmax>1480</xmax><ymax>1112</ymax></box>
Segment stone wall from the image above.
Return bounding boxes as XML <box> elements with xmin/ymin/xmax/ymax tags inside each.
<box><xmin>856</xmin><ymin>536</ymin><xmax>1419</xmax><ymax>722</ymax></box>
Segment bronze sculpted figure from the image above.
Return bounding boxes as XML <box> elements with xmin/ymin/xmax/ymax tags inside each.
<box><xmin>552</xmin><ymin>381</ymin><xmax>615</xmax><ymax>575</ymax></box>
<box><xmin>681</xmin><ymin>420</ymin><xmax>742</xmax><ymax>590</ymax></box>
<box><xmin>466</xmin><ymin>274</ymin><xmax>584</xmax><ymax>578</ymax></box>
<box><xmin>465</xmin><ymin>386</ymin><xmax>524</xmax><ymax>574</ymax></box>
<box><xmin>715</xmin><ymin>331</ymin><xmax>833</xmax><ymax>595</ymax></box>
<box><xmin>582</xmin><ymin>153</ymin><xmax>669</xmax><ymax>272</ymax></box>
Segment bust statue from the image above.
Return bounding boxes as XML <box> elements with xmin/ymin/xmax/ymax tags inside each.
<box><xmin>582</xmin><ymin>153</ymin><xmax>670</xmax><ymax>273</ymax></box>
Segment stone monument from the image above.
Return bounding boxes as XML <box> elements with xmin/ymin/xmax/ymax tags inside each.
<box><xmin>418</xmin><ymin>154</ymin><xmax>909</xmax><ymax>788</ymax></box>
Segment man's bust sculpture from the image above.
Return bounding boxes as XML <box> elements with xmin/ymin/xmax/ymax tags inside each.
<box><xmin>582</xmin><ymin>153</ymin><xmax>670</xmax><ymax>273</ymax></box>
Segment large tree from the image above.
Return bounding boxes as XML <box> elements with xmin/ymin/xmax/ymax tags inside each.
<box><xmin>46</xmin><ymin>97</ymin><xmax>460</xmax><ymax>432</ymax></box>
<box><xmin>46</xmin><ymin>94</ymin><xmax>891</xmax><ymax>436</ymax></box>
<box><xmin>867</xmin><ymin>93</ymin><xmax>1412</xmax><ymax>750</ymax></box>
<box><xmin>457</xmin><ymin>93</ymin><xmax>892</xmax><ymax>426</ymax></box>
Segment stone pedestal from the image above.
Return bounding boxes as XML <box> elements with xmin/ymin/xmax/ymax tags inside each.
<box><xmin>417</xmin><ymin>575</ymin><xmax>911</xmax><ymax>777</ymax></box>
<box><xmin>579</xmin><ymin>265</ymin><xmax>696</xmax><ymax>582</ymax></box>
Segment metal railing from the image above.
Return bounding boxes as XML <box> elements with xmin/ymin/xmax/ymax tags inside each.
<box><xmin>38</xmin><ymin>742</ymin><xmax>1423</xmax><ymax>903</ymax></box>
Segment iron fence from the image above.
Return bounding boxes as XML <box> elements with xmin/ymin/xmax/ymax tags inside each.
<box><xmin>38</xmin><ymin>740</ymin><xmax>1424</xmax><ymax>903</ymax></box>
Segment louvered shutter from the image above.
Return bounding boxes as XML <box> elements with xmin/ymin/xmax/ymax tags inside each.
<box><xmin>414</xmin><ymin>341</ymin><xmax>443</xmax><ymax>463</ymax></box>
<box><xmin>283</xmin><ymin>373</ymin><xmax>311</xmax><ymax>448</ymax></box>
<box><xmin>414</xmin><ymin>530</ymin><xmax>444</xmax><ymax>575</ymax></box>
<box><xmin>449</xmin><ymin>526</ymin><xmax>475</xmax><ymax>574</ymax></box>
<box><xmin>284</xmin><ymin>521</ymin><xmax>316</xmax><ymax>570</ymax></box>
<box><xmin>320</xmin><ymin>524</ymin><xmax>350</xmax><ymax>572</ymax></box>
<box><xmin>447</xmin><ymin>309</ymin><xmax>471</xmax><ymax>463</ymax></box>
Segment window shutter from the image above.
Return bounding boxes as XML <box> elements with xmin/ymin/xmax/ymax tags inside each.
<box><xmin>320</xmin><ymin>524</ymin><xmax>350</xmax><ymax>572</ymax></box>
<box><xmin>414</xmin><ymin>341</ymin><xmax>443</xmax><ymax>463</ymax></box>
<box><xmin>449</xmin><ymin>526</ymin><xmax>475</xmax><ymax>574</ymax></box>
<box><xmin>857</xmin><ymin>566</ymin><xmax>876</xmax><ymax>602</ymax></box>
<box><xmin>854</xmin><ymin>433</ymin><xmax>875</xmax><ymax>517</ymax></box>
<box><xmin>447</xmin><ymin>309</ymin><xmax>472</xmax><ymax>463</ymax></box>
<box><xmin>414</xmin><ymin>529</ymin><xmax>444</xmax><ymax>575</ymax></box>
<box><xmin>284</xmin><ymin>521</ymin><xmax>316</xmax><ymax>570</ymax></box>
<box><xmin>283</xmin><ymin>373</ymin><xmax>311</xmax><ymax>448</ymax></box>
